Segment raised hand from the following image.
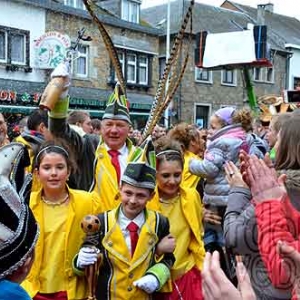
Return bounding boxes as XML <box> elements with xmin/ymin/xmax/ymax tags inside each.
<box><xmin>225</xmin><ymin>161</ymin><xmax>248</xmax><ymax>189</ymax></box>
<box><xmin>247</xmin><ymin>156</ymin><xmax>287</xmax><ymax>203</ymax></box>
<box><xmin>202</xmin><ymin>251</ymin><xmax>256</xmax><ymax>300</ymax></box>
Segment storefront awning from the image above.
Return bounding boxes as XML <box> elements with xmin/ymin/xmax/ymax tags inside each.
<box><xmin>0</xmin><ymin>104</ymin><xmax>150</xmax><ymax>118</ymax></box>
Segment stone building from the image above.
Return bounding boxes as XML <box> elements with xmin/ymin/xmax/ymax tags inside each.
<box><xmin>221</xmin><ymin>1</ymin><xmax>300</xmax><ymax>96</ymax></box>
<box><xmin>142</xmin><ymin>1</ymin><xmax>292</xmax><ymax>127</ymax></box>
<box><xmin>0</xmin><ymin>0</ymin><xmax>161</xmax><ymax>129</ymax></box>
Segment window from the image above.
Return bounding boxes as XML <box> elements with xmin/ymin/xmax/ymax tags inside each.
<box><xmin>253</xmin><ymin>67</ymin><xmax>262</xmax><ymax>81</ymax></box>
<box><xmin>221</xmin><ymin>69</ymin><xmax>237</xmax><ymax>86</ymax></box>
<box><xmin>294</xmin><ymin>77</ymin><xmax>300</xmax><ymax>90</ymax></box>
<box><xmin>112</xmin><ymin>49</ymin><xmax>152</xmax><ymax>87</ymax></box>
<box><xmin>138</xmin><ymin>56</ymin><xmax>148</xmax><ymax>85</ymax></box>
<box><xmin>127</xmin><ymin>53</ymin><xmax>137</xmax><ymax>83</ymax></box>
<box><xmin>0</xmin><ymin>26</ymin><xmax>29</xmax><ymax>67</ymax></box>
<box><xmin>195</xmin><ymin>68</ymin><xmax>212</xmax><ymax>83</ymax></box>
<box><xmin>194</xmin><ymin>104</ymin><xmax>211</xmax><ymax>129</ymax></box>
<box><xmin>118</xmin><ymin>51</ymin><xmax>125</xmax><ymax>75</ymax></box>
<box><xmin>64</xmin><ymin>0</ymin><xmax>85</xmax><ymax>9</ymax></box>
<box><xmin>0</xmin><ymin>31</ymin><xmax>6</xmax><ymax>61</ymax></box>
<box><xmin>11</xmin><ymin>33</ymin><xmax>25</xmax><ymax>64</ymax></box>
<box><xmin>122</xmin><ymin>0</ymin><xmax>140</xmax><ymax>23</ymax></box>
<box><xmin>266</xmin><ymin>67</ymin><xmax>274</xmax><ymax>83</ymax></box>
<box><xmin>159</xmin><ymin>57</ymin><xmax>166</xmax><ymax>78</ymax></box>
<box><xmin>253</xmin><ymin>67</ymin><xmax>274</xmax><ymax>83</ymax></box>
<box><xmin>73</xmin><ymin>44</ymin><xmax>88</xmax><ymax>77</ymax></box>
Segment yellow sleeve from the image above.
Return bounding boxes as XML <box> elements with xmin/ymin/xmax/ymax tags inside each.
<box><xmin>91</xmin><ymin>191</ymin><xmax>104</xmax><ymax>214</ymax></box>
<box><xmin>188</xmin><ymin>192</ymin><xmax>205</xmax><ymax>271</ymax></box>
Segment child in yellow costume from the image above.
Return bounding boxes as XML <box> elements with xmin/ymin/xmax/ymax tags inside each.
<box><xmin>22</xmin><ymin>141</ymin><xmax>102</xmax><ymax>300</ymax></box>
<box><xmin>148</xmin><ymin>140</ymin><xmax>205</xmax><ymax>300</ymax></box>
<box><xmin>74</xmin><ymin>138</ymin><xmax>175</xmax><ymax>300</ymax></box>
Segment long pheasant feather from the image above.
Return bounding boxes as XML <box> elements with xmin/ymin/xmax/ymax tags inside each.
<box><xmin>152</xmin><ymin>10</ymin><xmax>193</xmax><ymax>126</ymax></box>
<box><xmin>82</xmin><ymin>0</ymin><xmax>127</xmax><ymax>96</ymax></box>
<box><xmin>153</xmin><ymin>49</ymin><xmax>190</xmax><ymax>127</ymax></box>
<box><xmin>142</xmin><ymin>0</ymin><xmax>194</xmax><ymax>141</ymax></box>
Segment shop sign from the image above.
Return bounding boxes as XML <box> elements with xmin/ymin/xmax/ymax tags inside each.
<box><xmin>34</xmin><ymin>31</ymin><xmax>71</xmax><ymax>69</ymax></box>
<box><xmin>0</xmin><ymin>90</ymin><xmax>40</xmax><ymax>103</ymax></box>
<box><xmin>0</xmin><ymin>89</ymin><xmax>151</xmax><ymax>111</ymax></box>
<box><xmin>0</xmin><ymin>90</ymin><xmax>105</xmax><ymax>109</ymax></box>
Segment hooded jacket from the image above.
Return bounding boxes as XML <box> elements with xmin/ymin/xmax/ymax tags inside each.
<box><xmin>224</xmin><ymin>186</ymin><xmax>291</xmax><ymax>300</ymax></box>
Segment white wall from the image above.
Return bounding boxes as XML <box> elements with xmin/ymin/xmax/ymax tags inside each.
<box><xmin>288</xmin><ymin>46</ymin><xmax>300</xmax><ymax>90</ymax></box>
<box><xmin>0</xmin><ymin>0</ymin><xmax>46</xmax><ymax>82</ymax></box>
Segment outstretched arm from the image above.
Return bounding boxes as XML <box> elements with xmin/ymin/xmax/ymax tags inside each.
<box><xmin>189</xmin><ymin>148</ymin><xmax>224</xmax><ymax>178</ymax></box>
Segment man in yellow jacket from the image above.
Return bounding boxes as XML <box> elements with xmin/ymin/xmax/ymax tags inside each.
<box><xmin>46</xmin><ymin>62</ymin><xmax>134</xmax><ymax>211</ymax></box>
<box><xmin>73</xmin><ymin>138</ymin><xmax>175</xmax><ymax>300</ymax></box>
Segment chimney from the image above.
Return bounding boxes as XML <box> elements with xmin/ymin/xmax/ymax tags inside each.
<box><xmin>257</xmin><ymin>3</ymin><xmax>274</xmax><ymax>25</ymax></box>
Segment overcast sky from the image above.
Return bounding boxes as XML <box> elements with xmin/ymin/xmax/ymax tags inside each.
<box><xmin>141</xmin><ymin>0</ymin><xmax>300</xmax><ymax>20</ymax></box>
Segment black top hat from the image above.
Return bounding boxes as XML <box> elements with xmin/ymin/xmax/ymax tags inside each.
<box><xmin>0</xmin><ymin>143</ymin><xmax>39</xmax><ymax>279</ymax></box>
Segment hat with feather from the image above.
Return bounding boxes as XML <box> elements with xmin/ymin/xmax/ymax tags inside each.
<box><xmin>121</xmin><ymin>136</ymin><xmax>156</xmax><ymax>190</ymax></box>
<box><xmin>0</xmin><ymin>143</ymin><xmax>39</xmax><ymax>279</ymax></box>
<box><xmin>103</xmin><ymin>83</ymin><xmax>131</xmax><ymax>124</ymax></box>
<box><xmin>258</xmin><ymin>94</ymin><xmax>287</xmax><ymax>123</ymax></box>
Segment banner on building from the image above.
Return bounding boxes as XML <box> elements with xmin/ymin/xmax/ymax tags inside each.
<box><xmin>34</xmin><ymin>31</ymin><xmax>71</xmax><ymax>69</ymax></box>
<box><xmin>195</xmin><ymin>26</ymin><xmax>272</xmax><ymax>69</ymax></box>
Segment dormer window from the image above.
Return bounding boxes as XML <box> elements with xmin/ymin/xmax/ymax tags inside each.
<box><xmin>64</xmin><ymin>0</ymin><xmax>85</xmax><ymax>10</ymax></box>
<box><xmin>121</xmin><ymin>0</ymin><xmax>140</xmax><ymax>23</ymax></box>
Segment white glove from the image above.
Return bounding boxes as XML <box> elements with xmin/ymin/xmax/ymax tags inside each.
<box><xmin>77</xmin><ymin>247</ymin><xmax>99</xmax><ymax>269</ymax></box>
<box><xmin>133</xmin><ymin>275</ymin><xmax>159</xmax><ymax>294</ymax></box>
<box><xmin>51</xmin><ymin>61</ymin><xmax>71</xmax><ymax>99</ymax></box>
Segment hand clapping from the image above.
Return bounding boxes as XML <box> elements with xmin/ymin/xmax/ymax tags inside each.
<box><xmin>202</xmin><ymin>251</ymin><xmax>256</xmax><ymax>300</ymax></box>
<box><xmin>247</xmin><ymin>156</ymin><xmax>287</xmax><ymax>203</ymax></box>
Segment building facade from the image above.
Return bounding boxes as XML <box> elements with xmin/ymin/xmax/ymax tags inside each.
<box><xmin>142</xmin><ymin>0</ymin><xmax>295</xmax><ymax>126</ymax></box>
<box><xmin>0</xmin><ymin>0</ymin><xmax>160</xmax><ymax>129</ymax></box>
<box><xmin>2</xmin><ymin>0</ymin><xmax>300</xmax><ymax>130</ymax></box>
<box><xmin>221</xmin><ymin>1</ymin><xmax>300</xmax><ymax>99</ymax></box>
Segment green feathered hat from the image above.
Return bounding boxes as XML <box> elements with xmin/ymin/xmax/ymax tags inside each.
<box><xmin>122</xmin><ymin>136</ymin><xmax>156</xmax><ymax>190</ymax></box>
<box><xmin>103</xmin><ymin>83</ymin><xmax>131</xmax><ymax>124</ymax></box>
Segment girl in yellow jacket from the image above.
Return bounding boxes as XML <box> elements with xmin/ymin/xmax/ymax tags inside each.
<box><xmin>167</xmin><ymin>123</ymin><xmax>205</xmax><ymax>190</ymax></box>
<box><xmin>148</xmin><ymin>140</ymin><xmax>205</xmax><ymax>300</ymax></box>
<box><xmin>22</xmin><ymin>141</ymin><xmax>102</xmax><ymax>300</ymax></box>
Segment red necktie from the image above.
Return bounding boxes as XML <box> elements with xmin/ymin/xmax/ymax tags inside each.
<box><xmin>108</xmin><ymin>150</ymin><xmax>121</xmax><ymax>183</ymax></box>
<box><xmin>127</xmin><ymin>221</ymin><xmax>139</xmax><ymax>257</ymax></box>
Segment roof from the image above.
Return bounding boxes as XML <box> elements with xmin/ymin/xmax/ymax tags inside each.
<box><xmin>142</xmin><ymin>1</ymin><xmax>251</xmax><ymax>34</ymax></box>
<box><xmin>11</xmin><ymin>0</ymin><xmax>161</xmax><ymax>36</ymax></box>
<box><xmin>141</xmin><ymin>0</ymin><xmax>287</xmax><ymax>52</ymax></box>
<box><xmin>225</xmin><ymin>1</ymin><xmax>300</xmax><ymax>47</ymax></box>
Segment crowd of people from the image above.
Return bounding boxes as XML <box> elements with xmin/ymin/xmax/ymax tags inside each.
<box><xmin>2</xmin><ymin>64</ymin><xmax>300</xmax><ymax>300</ymax></box>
